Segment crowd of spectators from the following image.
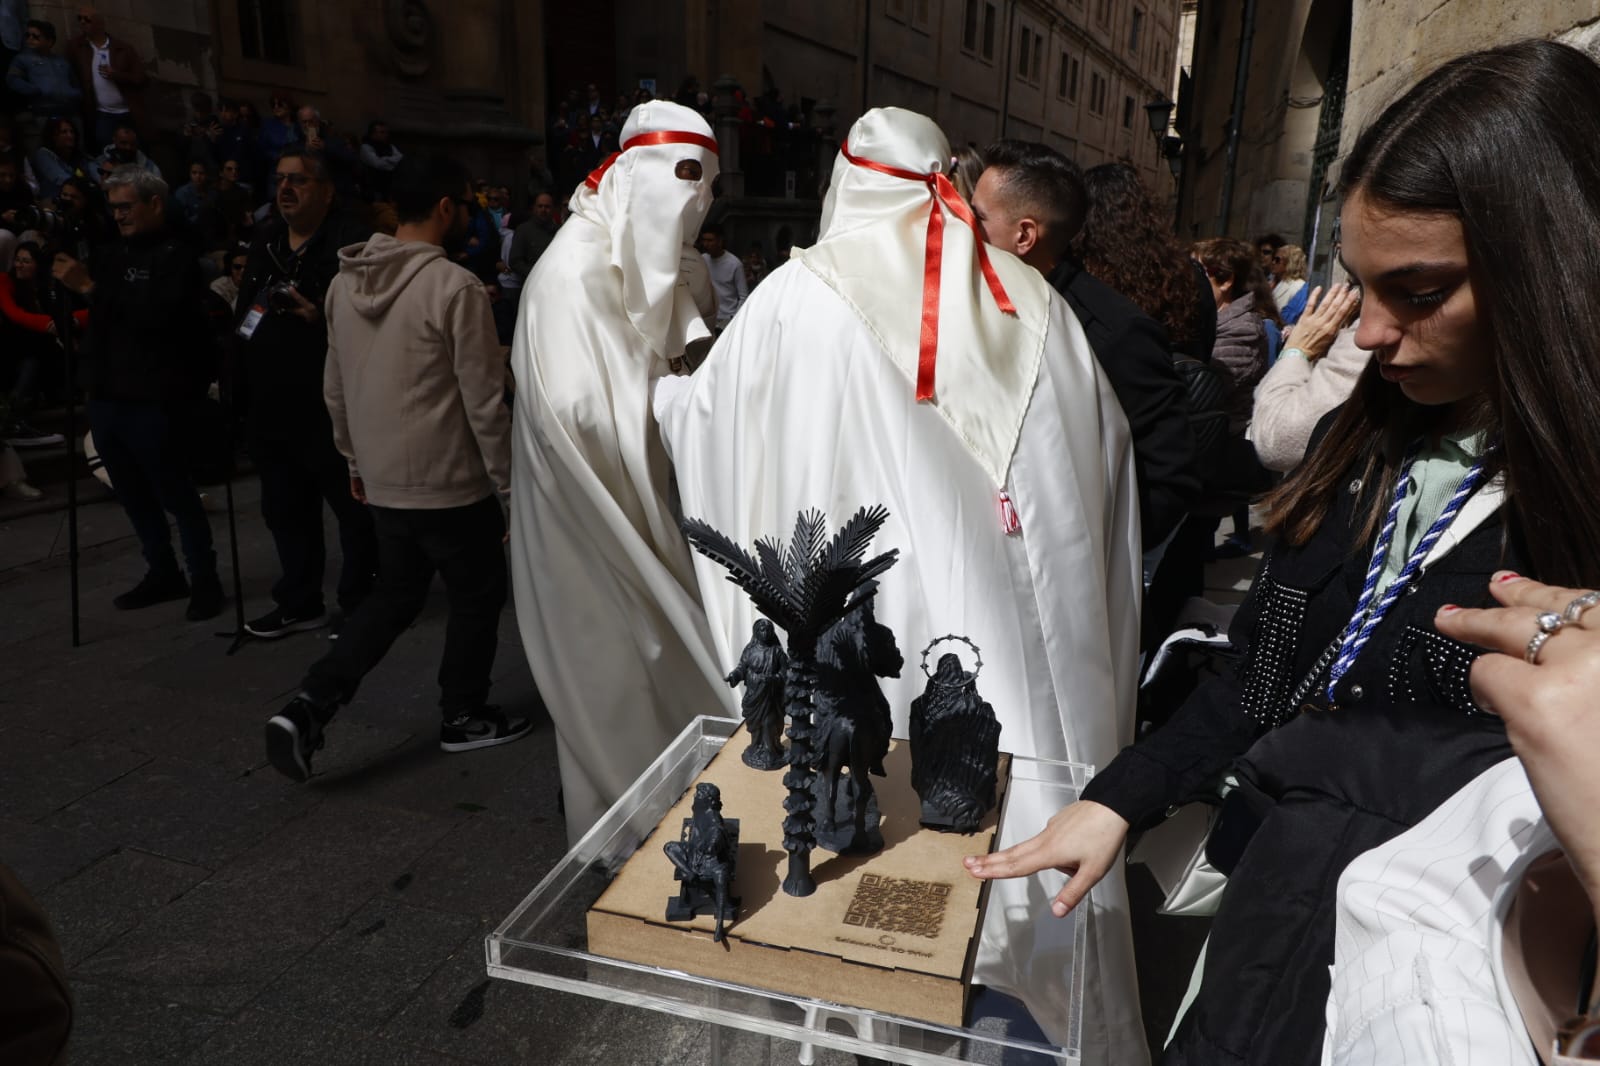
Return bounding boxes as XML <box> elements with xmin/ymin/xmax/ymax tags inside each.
<box><xmin>545</xmin><ymin>75</ymin><xmax>823</xmax><ymax>201</ymax></box>
<box><xmin>0</xmin><ymin>6</ymin><xmax>564</xmax><ymax>502</ymax></box>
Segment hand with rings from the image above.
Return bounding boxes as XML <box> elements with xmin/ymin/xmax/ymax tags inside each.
<box><xmin>1435</xmin><ymin>572</ymin><xmax>1600</xmax><ymax>926</ymax></box>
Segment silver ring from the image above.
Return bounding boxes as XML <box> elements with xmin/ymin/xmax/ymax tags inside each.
<box><xmin>1526</xmin><ymin>612</ymin><xmax>1567</xmax><ymax>664</ymax></box>
<box><xmin>1563</xmin><ymin>590</ymin><xmax>1600</xmax><ymax>624</ymax></box>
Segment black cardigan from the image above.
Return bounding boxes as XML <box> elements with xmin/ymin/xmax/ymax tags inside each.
<box><xmin>1085</xmin><ymin>417</ymin><xmax>1522</xmax><ymax>1065</ymax></box>
<box><xmin>1048</xmin><ymin>258</ymin><xmax>1200</xmax><ymax>551</ymax></box>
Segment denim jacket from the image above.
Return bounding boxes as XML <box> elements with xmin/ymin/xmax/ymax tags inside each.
<box><xmin>6</xmin><ymin>53</ymin><xmax>81</xmax><ymax>118</ymax></box>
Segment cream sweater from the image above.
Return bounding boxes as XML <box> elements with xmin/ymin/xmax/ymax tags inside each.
<box><xmin>1251</xmin><ymin>323</ymin><xmax>1370</xmax><ymax>473</ymax></box>
<box><xmin>323</xmin><ymin>234</ymin><xmax>510</xmax><ymax>508</ymax></box>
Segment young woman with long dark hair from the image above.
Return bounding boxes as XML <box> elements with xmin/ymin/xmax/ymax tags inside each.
<box><xmin>30</xmin><ymin>118</ymin><xmax>94</xmax><ymax>202</ymax></box>
<box><xmin>967</xmin><ymin>39</ymin><xmax>1600</xmax><ymax>1064</ymax></box>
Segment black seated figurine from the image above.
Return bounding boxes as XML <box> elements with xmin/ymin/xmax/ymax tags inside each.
<box><xmin>663</xmin><ymin>783</ymin><xmax>740</xmax><ymax>942</ymax></box>
<box><xmin>908</xmin><ymin>638</ymin><xmax>1002</xmax><ymax>833</ymax></box>
<box><xmin>725</xmin><ymin>619</ymin><xmax>789</xmax><ymax>770</ymax></box>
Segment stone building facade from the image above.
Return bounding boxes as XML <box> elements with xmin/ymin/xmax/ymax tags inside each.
<box><xmin>22</xmin><ymin>0</ymin><xmax>545</xmax><ymax>190</ymax></box>
<box><xmin>1178</xmin><ymin>0</ymin><xmax>1600</xmax><ymax>274</ymax></box>
<box><xmin>611</xmin><ymin>0</ymin><xmax>1184</xmax><ymax>192</ymax></box>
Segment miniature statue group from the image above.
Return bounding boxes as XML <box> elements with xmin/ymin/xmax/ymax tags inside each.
<box><xmin>664</xmin><ymin>508</ymin><xmax>1006</xmax><ymax>938</ymax></box>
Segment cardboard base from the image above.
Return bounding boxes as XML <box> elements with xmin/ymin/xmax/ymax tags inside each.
<box><xmin>586</xmin><ymin>723</ymin><xmax>1011</xmax><ymax>1026</ymax></box>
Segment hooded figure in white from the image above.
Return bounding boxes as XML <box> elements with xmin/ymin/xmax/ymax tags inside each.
<box><xmin>654</xmin><ymin>108</ymin><xmax>1148</xmax><ymax>1063</ymax></box>
<box><xmin>509</xmin><ymin>101</ymin><xmax>733</xmax><ymax>843</ymax></box>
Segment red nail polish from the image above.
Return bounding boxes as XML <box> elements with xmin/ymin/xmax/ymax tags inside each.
<box><xmin>1495</xmin><ymin>572</ymin><xmax>1522</xmax><ymax>583</ymax></box>
<box><xmin>1439</xmin><ymin>604</ymin><xmax>1460</xmax><ymax>613</ymax></box>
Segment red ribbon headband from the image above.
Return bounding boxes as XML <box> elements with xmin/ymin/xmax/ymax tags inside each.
<box><xmin>838</xmin><ymin>142</ymin><xmax>1017</xmax><ymax>402</ymax></box>
<box><xmin>584</xmin><ymin>130</ymin><xmax>721</xmax><ymax>191</ymax></box>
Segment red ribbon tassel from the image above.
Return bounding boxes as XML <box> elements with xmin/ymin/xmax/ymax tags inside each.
<box><xmin>584</xmin><ymin>130</ymin><xmax>721</xmax><ymax>192</ymax></box>
<box><xmin>839</xmin><ymin>143</ymin><xmax>1017</xmax><ymax>402</ymax></box>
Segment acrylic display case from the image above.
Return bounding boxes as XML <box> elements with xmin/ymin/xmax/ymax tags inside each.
<box><xmin>487</xmin><ymin>716</ymin><xmax>1090</xmax><ymax>1065</ymax></box>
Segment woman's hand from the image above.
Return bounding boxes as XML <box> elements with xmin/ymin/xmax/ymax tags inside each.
<box><xmin>964</xmin><ymin>799</ymin><xmax>1129</xmax><ymax>917</ymax></box>
<box><xmin>1284</xmin><ymin>282</ymin><xmax>1360</xmax><ymax>359</ymax></box>
<box><xmin>1436</xmin><ymin>574</ymin><xmax>1600</xmax><ymax>923</ymax></box>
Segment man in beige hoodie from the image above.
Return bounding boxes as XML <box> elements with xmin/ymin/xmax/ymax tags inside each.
<box><xmin>265</xmin><ymin>154</ymin><xmax>529</xmax><ymax>782</ymax></box>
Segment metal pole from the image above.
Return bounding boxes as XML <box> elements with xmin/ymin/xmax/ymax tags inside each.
<box><xmin>1218</xmin><ymin>0</ymin><xmax>1257</xmax><ymax>235</ymax></box>
<box><xmin>60</xmin><ymin>285</ymin><xmax>80</xmax><ymax>648</ymax></box>
<box><xmin>999</xmin><ymin>0</ymin><xmax>1018</xmax><ymax>139</ymax></box>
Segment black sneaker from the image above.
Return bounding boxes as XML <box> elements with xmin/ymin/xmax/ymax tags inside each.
<box><xmin>265</xmin><ymin>696</ymin><xmax>328</xmax><ymax>782</ymax></box>
<box><xmin>113</xmin><ymin>571</ymin><xmax>189</xmax><ymax>610</ymax></box>
<box><xmin>439</xmin><ymin>706</ymin><xmax>533</xmax><ymax>753</ymax></box>
<box><xmin>4</xmin><ymin>421</ymin><xmax>65</xmax><ymax>448</ymax></box>
<box><xmin>245</xmin><ymin>606</ymin><xmax>328</xmax><ymax>639</ymax></box>
<box><xmin>186</xmin><ymin>573</ymin><xmax>225</xmax><ymax>621</ymax></box>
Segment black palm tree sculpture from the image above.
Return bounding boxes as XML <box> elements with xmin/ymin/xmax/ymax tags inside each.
<box><xmin>683</xmin><ymin>506</ymin><xmax>899</xmax><ymax>897</ymax></box>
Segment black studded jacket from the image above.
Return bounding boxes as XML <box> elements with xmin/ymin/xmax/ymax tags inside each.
<box><xmin>1083</xmin><ymin>412</ymin><xmax>1526</xmax><ymax>1066</ymax></box>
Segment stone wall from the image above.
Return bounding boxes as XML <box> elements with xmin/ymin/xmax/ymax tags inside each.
<box><xmin>1341</xmin><ymin>0</ymin><xmax>1600</xmax><ymax>157</ymax></box>
<box><xmin>1181</xmin><ymin>0</ymin><xmax>1600</xmax><ymax>243</ymax></box>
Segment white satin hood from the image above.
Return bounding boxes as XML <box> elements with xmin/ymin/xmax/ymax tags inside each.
<box><xmin>566</xmin><ymin>101</ymin><xmax>720</xmax><ymax>361</ymax></box>
<box><xmin>797</xmin><ymin>107</ymin><xmax>1051</xmax><ymax>487</ymax></box>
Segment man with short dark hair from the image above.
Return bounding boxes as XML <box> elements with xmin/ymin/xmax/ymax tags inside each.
<box><xmin>358</xmin><ymin>119</ymin><xmax>402</xmax><ymax>201</ymax></box>
<box><xmin>233</xmin><ymin>146</ymin><xmax>376</xmax><ymax>640</ymax></box>
<box><xmin>974</xmin><ymin>139</ymin><xmax>1198</xmax><ymax>555</ymax></box>
<box><xmin>52</xmin><ymin>165</ymin><xmax>223</xmax><ymax>619</ymax></box>
<box><xmin>5</xmin><ymin>20</ymin><xmax>80</xmax><ymax>121</ymax></box>
<box><xmin>93</xmin><ymin>121</ymin><xmax>160</xmax><ymax>178</ymax></box>
<box><xmin>265</xmin><ymin>153</ymin><xmax>527</xmax><ymax>782</ymax></box>
<box><xmin>698</xmin><ymin>222</ymin><xmax>745</xmax><ymax>329</ymax></box>
<box><xmin>507</xmin><ymin>191</ymin><xmax>557</xmax><ymax>281</ymax></box>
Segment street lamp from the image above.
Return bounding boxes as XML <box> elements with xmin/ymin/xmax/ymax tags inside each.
<box><xmin>1144</xmin><ymin>97</ymin><xmax>1175</xmax><ymax>139</ymax></box>
<box><xmin>1144</xmin><ymin>96</ymin><xmax>1184</xmax><ymax>232</ymax></box>
<box><xmin>1144</xmin><ymin>99</ymin><xmax>1183</xmax><ymax>170</ymax></box>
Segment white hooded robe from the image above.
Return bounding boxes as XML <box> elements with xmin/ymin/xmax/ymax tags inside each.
<box><xmin>655</xmin><ymin>108</ymin><xmax>1149</xmax><ymax>1064</ymax></box>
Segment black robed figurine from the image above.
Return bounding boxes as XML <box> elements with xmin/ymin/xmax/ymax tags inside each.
<box><xmin>663</xmin><ymin>783</ymin><xmax>740</xmax><ymax>942</ymax></box>
<box><xmin>725</xmin><ymin>619</ymin><xmax>789</xmax><ymax>770</ymax></box>
<box><xmin>908</xmin><ymin>637</ymin><xmax>1002</xmax><ymax>833</ymax></box>
<box><xmin>809</xmin><ymin>585</ymin><xmax>902</xmax><ymax>854</ymax></box>
<box><xmin>682</xmin><ymin>506</ymin><xmax>899</xmax><ymax>898</ymax></box>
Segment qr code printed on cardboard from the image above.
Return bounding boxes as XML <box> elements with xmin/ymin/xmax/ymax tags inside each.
<box><xmin>842</xmin><ymin>873</ymin><xmax>951</xmax><ymax>939</ymax></box>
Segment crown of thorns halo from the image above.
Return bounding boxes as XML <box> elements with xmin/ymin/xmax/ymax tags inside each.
<box><xmin>920</xmin><ymin>635</ymin><xmax>983</xmax><ymax>688</ymax></box>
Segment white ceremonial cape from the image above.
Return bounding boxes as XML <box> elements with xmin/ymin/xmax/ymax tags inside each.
<box><xmin>508</xmin><ymin>132</ymin><xmax>734</xmax><ymax>842</ymax></box>
<box><xmin>655</xmin><ymin>259</ymin><xmax>1148</xmax><ymax>1064</ymax></box>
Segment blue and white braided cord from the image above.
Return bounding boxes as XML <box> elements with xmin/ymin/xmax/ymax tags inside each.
<box><xmin>1325</xmin><ymin>447</ymin><xmax>1491</xmax><ymax>700</ymax></box>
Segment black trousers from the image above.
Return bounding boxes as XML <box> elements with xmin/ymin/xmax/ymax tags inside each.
<box><xmin>252</xmin><ymin>432</ymin><xmax>377</xmax><ymax>616</ymax></box>
<box><xmin>301</xmin><ymin>495</ymin><xmax>506</xmax><ymax>717</ymax></box>
<box><xmin>89</xmin><ymin>399</ymin><xmax>216</xmax><ymax>580</ymax></box>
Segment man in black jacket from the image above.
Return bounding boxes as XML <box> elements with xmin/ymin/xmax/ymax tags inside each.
<box><xmin>232</xmin><ymin>147</ymin><xmax>376</xmax><ymax>638</ymax></box>
<box><xmin>53</xmin><ymin>165</ymin><xmax>223</xmax><ymax>618</ymax></box>
<box><xmin>972</xmin><ymin>140</ymin><xmax>1199</xmax><ymax>557</ymax></box>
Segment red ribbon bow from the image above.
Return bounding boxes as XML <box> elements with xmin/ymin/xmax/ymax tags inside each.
<box><xmin>584</xmin><ymin>130</ymin><xmax>721</xmax><ymax>192</ymax></box>
<box><xmin>839</xmin><ymin>142</ymin><xmax>1017</xmax><ymax>402</ymax></box>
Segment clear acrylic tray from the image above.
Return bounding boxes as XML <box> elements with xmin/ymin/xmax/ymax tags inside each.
<box><xmin>487</xmin><ymin>716</ymin><xmax>1089</xmax><ymax>1064</ymax></box>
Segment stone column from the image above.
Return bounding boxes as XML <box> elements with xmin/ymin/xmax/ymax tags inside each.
<box><xmin>713</xmin><ymin>74</ymin><xmax>744</xmax><ymax>199</ymax></box>
<box><xmin>812</xmin><ymin>98</ymin><xmax>838</xmax><ymax>199</ymax></box>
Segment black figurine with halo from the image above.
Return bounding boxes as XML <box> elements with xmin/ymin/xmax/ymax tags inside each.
<box><xmin>908</xmin><ymin>636</ymin><xmax>1002</xmax><ymax>834</ymax></box>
